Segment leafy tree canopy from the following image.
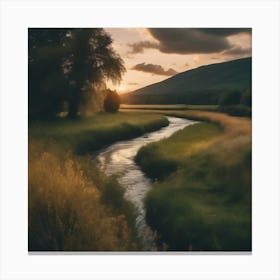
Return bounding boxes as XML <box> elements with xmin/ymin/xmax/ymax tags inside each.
<box><xmin>28</xmin><ymin>28</ymin><xmax>125</xmax><ymax>119</ymax></box>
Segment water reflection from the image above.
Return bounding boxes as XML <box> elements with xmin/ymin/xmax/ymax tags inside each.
<box><xmin>95</xmin><ymin>116</ymin><xmax>196</xmax><ymax>249</ymax></box>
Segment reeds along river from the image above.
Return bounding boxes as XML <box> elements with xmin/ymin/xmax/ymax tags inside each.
<box><xmin>95</xmin><ymin>116</ymin><xmax>197</xmax><ymax>250</ymax></box>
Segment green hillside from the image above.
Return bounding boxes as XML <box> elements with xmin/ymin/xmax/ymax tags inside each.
<box><xmin>121</xmin><ymin>57</ymin><xmax>252</xmax><ymax>105</ymax></box>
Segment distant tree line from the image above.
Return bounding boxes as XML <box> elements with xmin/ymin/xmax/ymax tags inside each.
<box><xmin>29</xmin><ymin>28</ymin><xmax>125</xmax><ymax>119</ymax></box>
<box><xmin>218</xmin><ymin>89</ymin><xmax>252</xmax><ymax>117</ymax></box>
<box><xmin>121</xmin><ymin>88</ymin><xmax>252</xmax><ymax>107</ymax></box>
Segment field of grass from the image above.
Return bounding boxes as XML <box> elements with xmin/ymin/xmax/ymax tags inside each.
<box><xmin>120</xmin><ymin>104</ymin><xmax>218</xmax><ymax>111</ymax></box>
<box><xmin>29</xmin><ymin>109</ymin><xmax>251</xmax><ymax>251</ymax></box>
<box><xmin>29</xmin><ymin>112</ymin><xmax>168</xmax><ymax>154</ymax></box>
<box><xmin>28</xmin><ymin>112</ymin><xmax>168</xmax><ymax>251</ymax></box>
<box><xmin>136</xmin><ymin>122</ymin><xmax>222</xmax><ymax>180</ymax></box>
<box><xmin>136</xmin><ymin>110</ymin><xmax>252</xmax><ymax>251</ymax></box>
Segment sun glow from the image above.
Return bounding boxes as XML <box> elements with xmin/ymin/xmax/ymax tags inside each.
<box><xmin>105</xmin><ymin>28</ymin><xmax>252</xmax><ymax>94</ymax></box>
<box><xmin>116</xmin><ymin>84</ymin><xmax>127</xmax><ymax>94</ymax></box>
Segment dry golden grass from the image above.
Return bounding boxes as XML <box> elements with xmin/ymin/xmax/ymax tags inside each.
<box><xmin>178</xmin><ymin>111</ymin><xmax>252</xmax><ymax>170</ymax></box>
<box><xmin>126</xmin><ymin>108</ymin><xmax>251</xmax><ymax>159</ymax></box>
<box><xmin>29</xmin><ymin>142</ymin><xmax>137</xmax><ymax>251</ymax></box>
<box><xmin>121</xmin><ymin>109</ymin><xmax>251</xmax><ymax>136</ymax></box>
<box><xmin>179</xmin><ymin>111</ymin><xmax>251</xmax><ymax>147</ymax></box>
<box><xmin>165</xmin><ymin>110</ymin><xmax>251</xmax><ymax>189</ymax></box>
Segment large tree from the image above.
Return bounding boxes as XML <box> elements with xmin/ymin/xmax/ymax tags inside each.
<box><xmin>64</xmin><ymin>28</ymin><xmax>125</xmax><ymax>117</ymax></box>
<box><xmin>28</xmin><ymin>28</ymin><xmax>70</xmax><ymax>118</ymax></box>
<box><xmin>28</xmin><ymin>28</ymin><xmax>125</xmax><ymax>119</ymax></box>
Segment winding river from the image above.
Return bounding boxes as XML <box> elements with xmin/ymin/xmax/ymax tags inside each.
<box><xmin>95</xmin><ymin>116</ymin><xmax>196</xmax><ymax>250</ymax></box>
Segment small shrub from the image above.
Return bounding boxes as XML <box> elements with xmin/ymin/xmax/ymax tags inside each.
<box><xmin>104</xmin><ymin>90</ymin><xmax>120</xmax><ymax>113</ymax></box>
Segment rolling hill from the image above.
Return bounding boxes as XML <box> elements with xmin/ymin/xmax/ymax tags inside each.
<box><xmin>121</xmin><ymin>57</ymin><xmax>252</xmax><ymax>105</ymax></box>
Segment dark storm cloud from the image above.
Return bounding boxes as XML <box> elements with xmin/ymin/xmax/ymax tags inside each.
<box><xmin>132</xmin><ymin>63</ymin><xmax>178</xmax><ymax>76</ymax></box>
<box><xmin>128</xmin><ymin>28</ymin><xmax>251</xmax><ymax>55</ymax></box>
<box><xmin>199</xmin><ymin>28</ymin><xmax>251</xmax><ymax>36</ymax></box>
<box><xmin>148</xmin><ymin>28</ymin><xmax>230</xmax><ymax>54</ymax></box>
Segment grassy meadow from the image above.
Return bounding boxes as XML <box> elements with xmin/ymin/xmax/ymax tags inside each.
<box><xmin>29</xmin><ymin>112</ymin><xmax>168</xmax><ymax>155</ymax></box>
<box><xmin>29</xmin><ymin>108</ymin><xmax>251</xmax><ymax>251</ymax></box>
<box><xmin>28</xmin><ymin>112</ymin><xmax>168</xmax><ymax>251</ymax></box>
<box><xmin>135</xmin><ymin>110</ymin><xmax>252</xmax><ymax>251</ymax></box>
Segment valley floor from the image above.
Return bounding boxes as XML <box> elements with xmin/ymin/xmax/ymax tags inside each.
<box><xmin>28</xmin><ymin>110</ymin><xmax>252</xmax><ymax>251</ymax></box>
<box><xmin>135</xmin><ymin>110</ymin><xmax>252</xmax><ymax>251</ymax></box>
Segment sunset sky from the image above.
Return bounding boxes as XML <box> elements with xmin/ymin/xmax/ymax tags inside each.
<box><xmin>105</xmin><ymin>28</ymin><xmax>252</xmax><ymax>94</ymax></box>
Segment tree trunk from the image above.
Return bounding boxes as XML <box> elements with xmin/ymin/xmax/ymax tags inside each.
<box><xmin>68</xmin><ymin>85</ymin><xmax>81</xmax><ymax>118</ymax></box>
<box><xmin>68</xmin><ymin>99</ymin><xmax>79</xmax><ymax>118</ymax></box>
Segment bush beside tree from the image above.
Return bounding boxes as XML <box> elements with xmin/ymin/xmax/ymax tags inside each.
<box><xmin>103</xmin><ymin>90</ymin><xmax>120</xmax><ymax>113</ymax></box>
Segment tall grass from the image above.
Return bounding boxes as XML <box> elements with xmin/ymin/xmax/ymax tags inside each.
<box><xmin>29</xmin><ymin>112</ymin><xmax>167</xmax><ymax>251</ymax></box>
<box><xmin>136</xmin><ymin>110</ymin><xmax>251</xmax><ymax>251</ymax></box>
<box><xmin>28</xmin><ymin>146</ymin><xmax>138</xmax><ymax>251</ymax></box>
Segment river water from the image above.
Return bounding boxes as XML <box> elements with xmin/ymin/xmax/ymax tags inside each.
<box><xmin>95</xmin><ymin>116</ymin><xmax>196</xmax><ymax>250</ymax></box>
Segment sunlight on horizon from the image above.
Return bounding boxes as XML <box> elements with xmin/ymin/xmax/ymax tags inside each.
<box><xmin>105</xmin><ymin>28</ymin><xmax>252</xmax><ymax>94</ymax></box>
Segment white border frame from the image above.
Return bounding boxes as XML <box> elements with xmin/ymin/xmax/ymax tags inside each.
<box><xmin>1</xmin><ymin>0</ymin><xmax>280</xmax><ymax>279</ymax></box>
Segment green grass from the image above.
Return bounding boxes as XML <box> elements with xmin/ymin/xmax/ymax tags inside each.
<box><xmin>136</xmin><ymin>123</ymin><xmax>221</xmax><ymax>180</ymax></box>
<box><xmin>135</xmin><ymin>111</ymin><xmax>251</xmax><ymax>251</ymax></box>
<box><xmin>29</xmin><ymin>109</ymin><xmax>251</xmax><ymax>251</ymax></box>
<box><xmin>120</xmin><ymin>104</ymin><xmax>218</xmax><ymax>111</ymax></box>
<box><xmin>29</xmin><ymin>111</ymin><xmax>169</xmax><ymax>251</ymax></box>
<box><xmin>29</xmin><ymin>112</ymin><xmax>169</xmax><ymax>154</ymax></box>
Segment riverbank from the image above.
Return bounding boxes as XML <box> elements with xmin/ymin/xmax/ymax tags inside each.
<box><xmin>95</xmin><ymin>116</ymin><xmax>196</xmax><ymax>250</ymax></box>
<box><xmin>135</xmin><ymin>110</ymin><xmax>252</xmax><ymax>251</ymax></box>
<box><xmin>28</xmin><ymin>112</ymin><xmax>168</xmax><ymax>251</ymax></box>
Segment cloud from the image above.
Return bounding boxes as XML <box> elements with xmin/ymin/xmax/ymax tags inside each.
<box><xmin>128</xmin><ymin>28</ymin><xmax>251</xmax><ymax>55</ymax></box>
<box><xmin>128</xmin><ymin>40</ymin><xmax>159</xmax><ymax>54</ymax></box>
<box><xmin>148</xmin><ymin>28</ymin><xmax>229</xmax><ymax>54</ymax></box>
<box><xmin>222</xmin><ymin>45</ymin><xmax>252</xmax><ymax>56</ymax></box>
<box><xmin>131</xmin><ymin>63</ymin><xmax>178</xmax><ymax>76</ymax></box>
<box><xmin>128</xmin><ymin>82</ymin><xmax>139</xmax><ymax>85</ymax></box>
<box><xmin>198</xmin><ymin>28</ymin><xmax>251</xmax><ymax>36</ymax></box>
